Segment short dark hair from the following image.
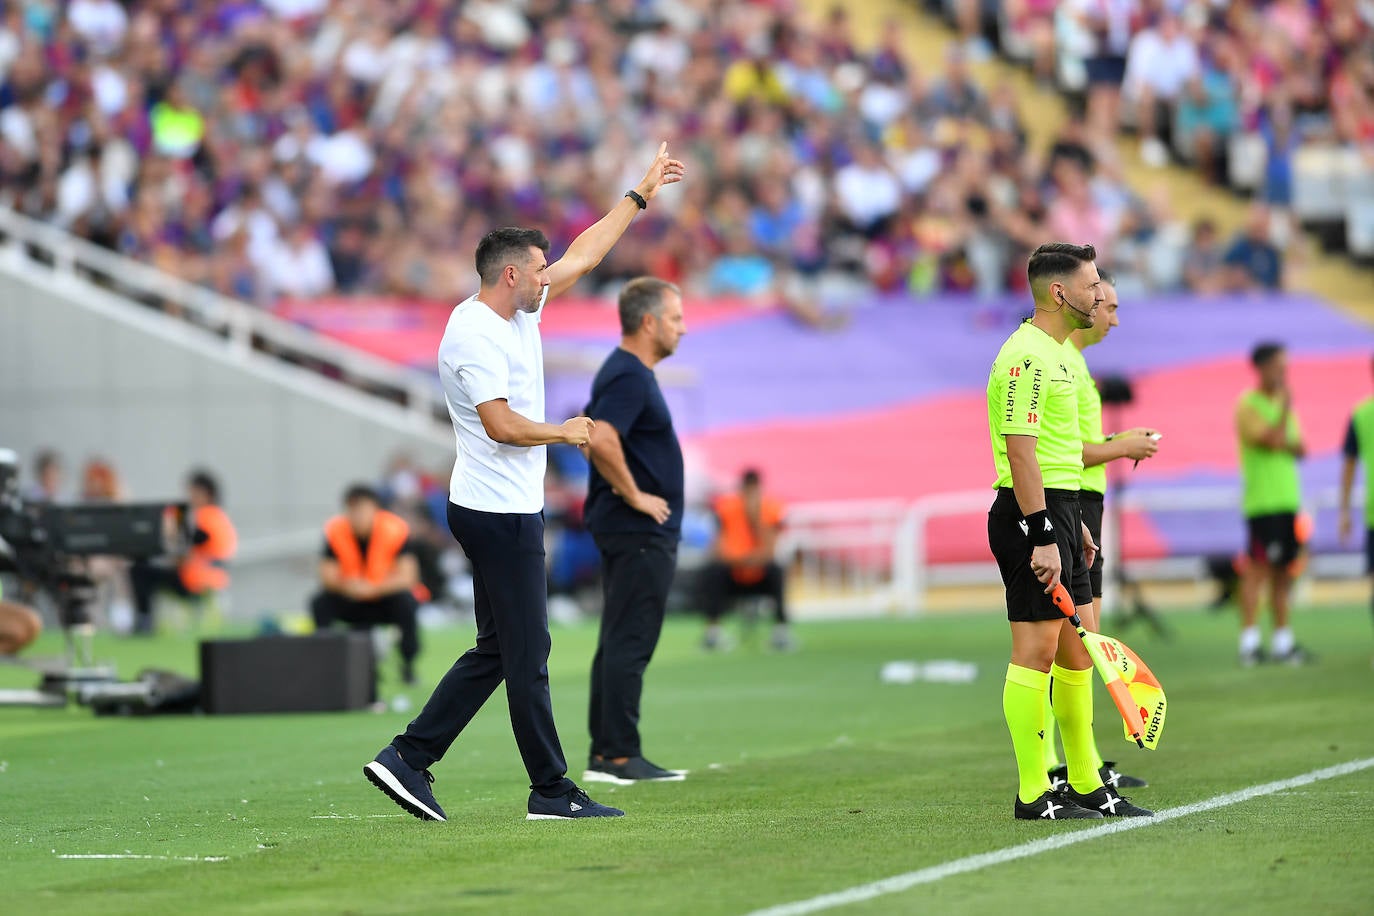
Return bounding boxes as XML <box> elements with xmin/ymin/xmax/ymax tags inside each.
<box><xmin>1096</xmin><ymin>267</ymin><xmax>1116</xmax><ymax>287</ymax></box>
<box><xmin>188</xmin><ymin>469</ymin><xmax>220</xmax><ymax>503</ymax></box>
<box><xmin>34</xmin><ymin>449</ymin><xmax>61</xmax><ymax>476</ymax></box>
<box><xmin>741</xmin><ymin>468</ymin><xmax>762</xmax><ymax>488</ymax></box>
<box><xmin>474</xmin><ymin>227</ymin><xmax>550</xmax><ymax>285</ymax></box>
<box><xmin>618</xmin><ymin>277</ymin><xmax>680</xmax><ymax>335</ymax></box>
<box><xmin>1026</xmin><ymin>242</ymin><xmax>1097</xmax><ymax>290</ymax></box>
<box><xmin>1251</xmin><ymin>342</ymin><xmax>1285</xmax><ymax>368</ymax></box>
<box><xmin>344</xmin><ymin>483</ymin><xmax>381</xmax><ymax>507</ymax></box>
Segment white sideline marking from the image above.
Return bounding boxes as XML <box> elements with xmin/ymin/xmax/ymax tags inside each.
<box><xmin>746</xmin><ymin>757</ymin><xmax>1374</xmax><ymax>916</ymax></box>
<box><xmin>56</xmin><ymin>854</ymin><xmax>228</xmax><ymax>862</ymax></box>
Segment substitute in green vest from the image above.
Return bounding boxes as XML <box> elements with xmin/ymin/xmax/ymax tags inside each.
<box><xmin>1235</xmin><ymin>342</ymin><xmax>1307</xmax><ymax>666</ymax></box>
<box><xmin>1044</xmin><ymin>269</ymin><xmax>1159</xmax><ymax>791</ymax></box>
<box><xmin>1338</xmin><ymin>360</ymin><xmax>1374</xmax><ymax>630</ymax></box>
<box><xmin>986</xmin><ymin>241</ymin><xmax>1151</xmax><ymax>822</ymax></box>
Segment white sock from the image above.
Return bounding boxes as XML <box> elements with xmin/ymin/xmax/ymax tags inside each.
<box><xmin>1239</xmin><ymin>626</ymin><xmax>1262</xmax><ymax>654</ymax></box>
<box><xmin>1272</xmin><ymin>627</ymin><xmax>1295</xmax><ymax>656</ymax></box>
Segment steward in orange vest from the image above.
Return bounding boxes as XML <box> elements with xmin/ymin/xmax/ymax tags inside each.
<box><xmin>701</xmin><ymin>469</ymin><xmax>795</xmax><ymax>652</ymax></box>
<box><xmin>311</xmin><ymin>484</ymin><xmax>424</xmax><ymax>685</ymax></box>
<box><xmin>130</xmin><ymin>470</ymin><xmax>236</xmax><ymax>635</ymax></box>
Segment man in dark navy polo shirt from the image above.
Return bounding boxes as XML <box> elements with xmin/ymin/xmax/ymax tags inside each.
<box><xmin>581</xmin><ymin>277</ymin><xmax>688</xmax><ymax>785</ymax></box>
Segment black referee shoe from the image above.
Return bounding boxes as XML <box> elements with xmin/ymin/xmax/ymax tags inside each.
<box><xmin>1014</xmin><ymin>789</ymin><xmax>1103</xmax><ymax>821</ymax></box>
<box><xmin>1062</xmin><ymin>784</ymin><xmax>1153</xmax><ymax>817</ymax></box>
<box><xmin>584</xmin><ymin>755</ymin><xmax>686</xmax><ymax>785</ymax></box>
<box><xmin>1049</xmin><ymin>762</ymin><xmax>1148</xmax><ymax>790</ymax></box>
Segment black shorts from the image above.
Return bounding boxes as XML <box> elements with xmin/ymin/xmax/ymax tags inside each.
<box><xmin>1247</xmin><ymin>513</ymin><xmax>1300</xmax><ymax>568</ymax></box>
<box><xmin>988</xmin><ymin>488</ymin><xmax>1092</xmax><ymax>622</ymax></box>
<box><xmin>1364</xmin><ymin>528</ymin><xmax>1374</xmax><ymax>575</ymax></box>
<box><xmin>1085</xmin><ymin>55</ymin><xmax>1127</xmax><ymax>86</ymax></box>
<box><xmin>1080</xmin><ymin>490</ymin><xmax>1105</xmax><ymax>599</ymax></box>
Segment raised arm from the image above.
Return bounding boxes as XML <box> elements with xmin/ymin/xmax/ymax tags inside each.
<box><xmin>544</xmin><ymin>142</ymin><xmax>686</xmax><ymax>301</ymax></box>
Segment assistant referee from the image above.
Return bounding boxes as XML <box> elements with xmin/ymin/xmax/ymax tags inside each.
<box><xmin>986</xmin><ymin>242</ymin><xmax>1150</xmax><ymax>821</ymax></box>
<box><xmin>1045</xmin><ymin>268</ymin><xmax>1158</xmax><ymax>791</ymax></box>
<box><xmin>364</xmin><ymin>143</ymin><xmax>685</xmax><ymax>823</ymax></box>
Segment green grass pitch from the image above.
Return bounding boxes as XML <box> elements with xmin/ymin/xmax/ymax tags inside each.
<box><xmin>3</xmin><ymin>605</ymin><xmax>1373</xmax><ymax>915</ymax></box>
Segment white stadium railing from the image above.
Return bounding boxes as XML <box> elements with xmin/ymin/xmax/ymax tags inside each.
<box><xmin>0</xmin><ymin>205</ymin><xmax>448</xmax><ymax>433</ymax></box>
<box><xmin>779</xmin><ymin>486</ymin><xmax>1361</xmax><ymax>617</ymax></box>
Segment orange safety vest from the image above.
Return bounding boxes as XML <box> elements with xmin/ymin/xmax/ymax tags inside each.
<box><xmin>178</xmin><ymin>504</ymin><xmax>237</xmax><ymax>594</ymax></box>
<box><xmin>714</xmin><ymin>492</ymin><xmax>785</xmax><ymax>585</ymax></box>
<box><xmin>324</xmin><ymin>510</ymin><xmax>431</xmax><ymax>602</ymax></box>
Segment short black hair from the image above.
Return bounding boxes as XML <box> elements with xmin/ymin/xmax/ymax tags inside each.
<box><xmin>1251</xmin><ymin>342</ymin><xmax>1285</xmax><ymax>368</ymax></box>
<box><xmin>344</xmin><ymin>483</ymin><xmax>381</xmax><ymax>507</ymax></box>
<box><xmin>1096</xmin><ymin>267</ymin><xmax>1116</xmax><ymax>286</ymax></box>
<box><xmin>741</xmin><ymin>468</ymin><xmax>762</xmax><ymax>488</ymax></box>
<box><xmin>34</xmin><ymin>449</ymin><xmax>61</xmax><ymax>476</ymax></box>
<box><xmin>1026</xmin><ymin>242</ymin><xmax>1097</xmax><ymax>289</ymax></box>
<box><xmin>188</xmin><ymin>469</ymin><xmax>220</xmax><ymax>503</ymax></box>
<box><xmin>474</xmin><ymin>227</ymin><xmax>550</xmax><ymax>285</ymax></box>
<box><xmin>618</xmin><ymin>277</ymin><xmax>680</xmax><ymax>335</ymax></box>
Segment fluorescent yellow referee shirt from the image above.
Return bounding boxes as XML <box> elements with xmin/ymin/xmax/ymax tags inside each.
<box><xmin>987</xmin><ymin>321</ymin><xmax>1083</xmax><ymax>491</ymax></box>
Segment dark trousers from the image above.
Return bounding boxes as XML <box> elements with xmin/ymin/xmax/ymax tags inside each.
<box><xmin>311</xmin><ymin>589</ymin><xmax>420</xmax><ymax>663</ymax></box>
<box><xmin>589</xmin><ymin>532</ymin><xmax>678</xmax><ymax>759</ymax></box>
<box><xmin>392</xmin><ymin>504</ymin><xmax>573</xmax><ymax>796</ymax></box>
<box><xmin>129</xmin><ymin>561</ymin><xmax>191</xmax><ymax>633</ymax></box>
<box><xmin>701</xmin><ymin>561</ymin><xmax>788</xmax><ymax>624</ymax></box>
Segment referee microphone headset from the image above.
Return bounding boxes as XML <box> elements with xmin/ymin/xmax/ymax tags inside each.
<box><xmin>1056</xmin><ymin>288</ymin><xmax>1095</xmax><ymax>325</ymax></box>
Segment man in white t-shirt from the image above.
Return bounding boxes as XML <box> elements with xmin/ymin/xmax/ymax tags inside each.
<box><xmin>364</xmin><ymin>143</ymin><xmax>685</xmax><ymax>823</ymax></box>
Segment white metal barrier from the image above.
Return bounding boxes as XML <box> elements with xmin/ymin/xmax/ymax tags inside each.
<box><xmin>778</xmin><ymin>486</ymin><xmax>1360</xmax><ymax>616</ymax></box>
<box><xmin>0</xmin><ymin>206</ymin><xmax>447</xmax><ymax>432</ymax></box>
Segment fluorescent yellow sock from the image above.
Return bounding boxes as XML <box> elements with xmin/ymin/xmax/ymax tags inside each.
<box><xmin>1004</xmin><ymin>664</ymin><xmax>1053</xmax><ymax>803</ymax></box>
<box><xmin>1042</xmin><ymin>682</ymin><xmax>1063</xmax><ymax>771</ymax></box>
<box><xmin>1050</xmin><ymin>663</ymin><xmax>1104</xmax><ymax>795</ymax></box>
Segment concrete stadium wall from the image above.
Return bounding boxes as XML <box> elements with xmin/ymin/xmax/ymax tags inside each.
<box><xmin>0</xmin><ymin>264</ymin><xmax>452</xmax><ymax>618</ymax></box>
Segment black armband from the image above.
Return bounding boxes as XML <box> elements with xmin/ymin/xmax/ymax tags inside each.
<box><xmin>624</xmin><ymin>189</ymin><xmax>647</xmax><ymax>210</ymax></box>
<box><xmin>1025</xmin><ymin>509</ymin><xmax>1056</xmax><ymax>546</ymax></box>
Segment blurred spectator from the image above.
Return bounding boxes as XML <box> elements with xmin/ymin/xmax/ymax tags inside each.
<box><xmin>1174</xmin><ymin>51</ymin><xmax>1239</xmax><ymax>184</ymax></box>
<box><xmin>23</xmin><ymin>449</ymin><xmax>64</xmax><ymax>504</ymax></box>
<box><xmin>1123</xmin><ymin>12</ymin><xmax>1199</xmax><ymax>168</ymax></box>
<box><xmin>2</xmin><ymin>0</ymin><xmax>1366</xmax><ymax>311</ymax></box>
<box><xmin>1180</xmin><ymin>218</ymin><xmax>1228</xmax><ymax>295</ymax></box>
<box><xmin>1224</xmin><ymin>205</ymin><xmax>1284</xmax><ymax>291</ymax></box>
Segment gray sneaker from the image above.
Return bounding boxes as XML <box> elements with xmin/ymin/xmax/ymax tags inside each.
<box><xmin>583</xmin><ymin>756</ymin><xmax>687</xmax><ymax>785</ymax></box>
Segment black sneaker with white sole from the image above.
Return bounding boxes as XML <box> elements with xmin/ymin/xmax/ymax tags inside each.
<box><xmin>584</xmin><ymin>755</ymin><xmax>687</xmax><ymax>785</ymax></box>
<box><xmin>1049</xmin><ymin>761</ymin><xmax>1148</xmax><ymax>790</ymax></box>
<box><xmin>527</xmin><ymin>786</ymin><xmax>624</xmax><ymax>820</ymax></box>
<box><xmin>1014</xmin><ymin>788</ymin><xmax>1103</xmax><ymax>821</ymax></box>
<box><xmin>1062</xmin><ymin>784</ymin><xmax>1153</xmax><ymax>817</ymax></box>
<box><xmin>363</xmin><ymin>745</ymin><xmax>447</xmax><ymax>822</ymax></box>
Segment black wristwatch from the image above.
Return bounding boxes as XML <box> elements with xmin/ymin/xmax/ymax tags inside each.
<box><xmin>625</xmin><ymin>189</ymin><xmax>647</xmax><ymax>210</ymax></box>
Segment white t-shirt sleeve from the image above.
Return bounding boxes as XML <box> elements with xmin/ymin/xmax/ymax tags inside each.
<box><xmin>447</xmin><ymin>330</ymin><xmax>509</xmax><ymax>407</ymax></box>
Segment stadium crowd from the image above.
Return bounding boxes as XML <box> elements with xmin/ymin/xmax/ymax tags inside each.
<box><xmin>3</xmin><ymin>0</ymin><xmax>1367</xmax><ymax>313</ymax></box>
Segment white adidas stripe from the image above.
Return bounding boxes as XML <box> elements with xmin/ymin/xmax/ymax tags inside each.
<box><xmin>746</xmin><ymin>757</ymin><xmax>1374</xmax><ymax>916</ymax></box>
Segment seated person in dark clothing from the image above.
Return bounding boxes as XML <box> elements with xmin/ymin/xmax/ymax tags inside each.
<box><xmin>1222</xmin><ymin>204</ymin><xmax>1283</xmax><ymax>291</ymax></box>
<box><xmin>311</xmin><ymin>485</ymin><xmax>424</xmax><ymax>685</ymax></box>
<box><xmin>700</xmin><ymin>469</ymin><xmax>795</xmax><ymax>652</ymax></box>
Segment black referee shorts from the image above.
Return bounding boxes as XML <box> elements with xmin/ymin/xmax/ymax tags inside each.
<box><xmin>1079</xmin><ymin>489</ymin><xmax>1106</xmax><ymax>599</ymax></box>
<box><xmin>988</xmin><ymin>488</ymin><xmax>1092</xmax><ymax>622</ymax></box>
<box><xmin>1247</xmin><ymin>513</ymin><xmax>1300</xmax><ymax>569</ymax></box>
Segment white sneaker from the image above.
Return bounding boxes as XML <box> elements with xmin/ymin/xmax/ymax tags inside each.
<box><xmin>1141</xmin><ymin>137</ymin><xmax>1169</xmax><ymax>169</ymax></box>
